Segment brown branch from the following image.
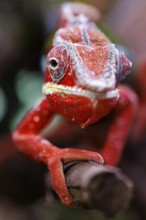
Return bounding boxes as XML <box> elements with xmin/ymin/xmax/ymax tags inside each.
<box><xmin>65</xmin><ymin>161</ymin><xmax>133</xmax><ymax>216</ymax></box>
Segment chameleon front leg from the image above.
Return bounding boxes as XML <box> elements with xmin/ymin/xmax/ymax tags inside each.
<box><xmin>12</xmin><ymin>97</ymin><xmax>103</xmax><ymax>207</ymax></box>
<box><xmin>99</xmin><ymin>85</ymin><xmax>138</xmax><ymax>166</ymax></box>
<box><xmin>59</xmin><ymin>2</ymin><xmax>100</xmax><ymax>27</ymax></box>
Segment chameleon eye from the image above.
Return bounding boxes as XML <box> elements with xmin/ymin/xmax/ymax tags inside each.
<box><xmin>48</xmin><ymin>58</ymin><xmax>59</xmax><ymax>70</ymax></box>
<box><xmin>47</xmin><ymin>57</ymin><xmax>65</xmax><ymax>82</ymax></box>
<box><xmin>46</xmin><ymin>45</ymin><xmax>68</xmax><ymax>82</ymax></box>
<box><xmin>116</xmin><ymin>51</ymin><xmax>132</xmax><ymax>84</ymax></box>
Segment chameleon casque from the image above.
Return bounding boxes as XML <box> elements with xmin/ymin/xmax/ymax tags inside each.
<box><xmin>13</xmin><ymin>2</ymin><xmax>138</xmax><ymax>207</ymax></box>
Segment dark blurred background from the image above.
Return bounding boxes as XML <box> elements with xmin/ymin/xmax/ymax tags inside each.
<box><xmin>0</xmin><ymin>0</ymin><xmax>146</xmax><ymax>219</ymax></box>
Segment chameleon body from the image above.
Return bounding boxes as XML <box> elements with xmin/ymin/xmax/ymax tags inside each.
<box><xmin>13</xmin><ymin>2</ymin><xmax>138</xmax><ymax>207</ymax></box>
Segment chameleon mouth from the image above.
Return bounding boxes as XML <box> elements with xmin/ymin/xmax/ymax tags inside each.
<box><xmin>42</xmin><ymin>82</ymin><xmax>119</xmax><ymax>102</ymax></box>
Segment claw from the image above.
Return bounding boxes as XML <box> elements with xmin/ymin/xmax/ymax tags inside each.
<box><xmin>48</xmin><ymin>148</ymin><xmax>103</xmax><ymax>207</ymax></box>
<box><xmin>60</xmin><ymin>148</ymin><xmax>104</xmax><ymax>164</ymax></box>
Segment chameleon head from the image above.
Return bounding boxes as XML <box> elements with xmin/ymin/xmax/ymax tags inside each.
<box><xmin>42</xmin><ymin>42</ymin><xmax>131</xmax><ymax>126</ymax></box>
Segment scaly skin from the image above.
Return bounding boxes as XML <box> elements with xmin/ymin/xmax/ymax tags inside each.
<box><xmin>13</xmin><ymin>2</ymin><xmax>138</xmax><ymax>207</ymax></box>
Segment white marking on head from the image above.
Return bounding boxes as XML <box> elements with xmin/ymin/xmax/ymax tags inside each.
<box><xmin>80</xmin><ymin>24</ymin><xmax>91</xmax><ymax>45</ymax></box>
<box><xmin>42</xmin><ymin>82</ymin><xmax>119</xmax><ymax>103</ymax></box>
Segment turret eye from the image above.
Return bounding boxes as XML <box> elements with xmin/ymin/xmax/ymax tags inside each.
<box><xmin>48</xmin><ymin>58</ymin><xmax>59</xmax><ymax>69</ymax></box>
<box><xmin>47</xmin><ymin>45</ymin><xmax>68</xmax><ymax>82</ymax></box>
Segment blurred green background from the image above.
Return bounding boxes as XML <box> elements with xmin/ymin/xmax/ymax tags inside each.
<box><xmin>0</xmin><ymin>0</ymin><xmax>146</xmax><ymax>219</ymax></box>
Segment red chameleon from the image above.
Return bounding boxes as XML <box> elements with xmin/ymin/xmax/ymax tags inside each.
<box><xmin>12</xmin><ymin>2</ymin><xmax>138</xmax><ymax>207</ymax></box>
